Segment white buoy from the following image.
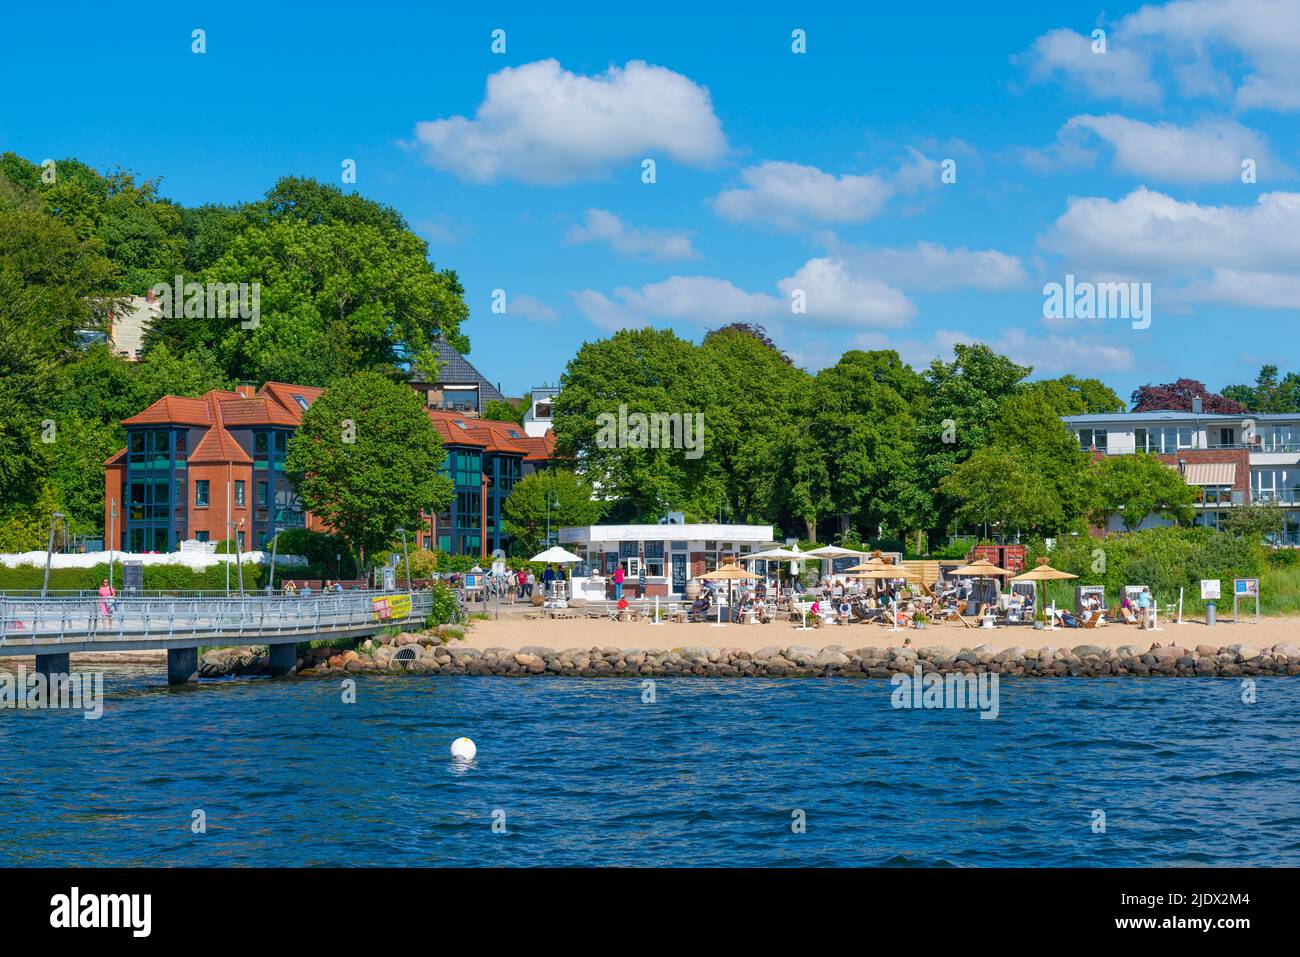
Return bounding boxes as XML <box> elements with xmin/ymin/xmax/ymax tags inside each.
<box><xmin>451</xmin><ymin>737</ymin><xmax>477</xmax><ymax>761</ymax></box>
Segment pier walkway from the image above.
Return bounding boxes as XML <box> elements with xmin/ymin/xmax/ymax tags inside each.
<box><xmin>0</xmin><ymin>590</ymin><xmax>434</xmax><ymax>683</ymax></box>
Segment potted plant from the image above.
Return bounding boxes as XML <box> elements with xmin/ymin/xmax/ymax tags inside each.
<box><xmin>913</xmin><ymin>610</ymin><xmax>929</xmax><ymax>630</ymax></box>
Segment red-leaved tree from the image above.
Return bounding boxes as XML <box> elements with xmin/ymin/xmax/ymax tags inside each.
<box><xmin>1130</xmin><ymin>378</ymin><xmax>1245</xmax><ymax>414</ymax></box>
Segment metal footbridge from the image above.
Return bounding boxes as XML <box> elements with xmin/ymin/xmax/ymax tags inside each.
<box><xmin>0</xmin><ymin>590</ymin><xmax>435</xmax><ymax>683</ymax></box>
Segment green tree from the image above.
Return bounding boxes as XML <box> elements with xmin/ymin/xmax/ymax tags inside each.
<box><xmin>699</xmin><ymin>324</ymin><xmax>812</xmax><ymax>524</ymax></box>
<box><xmin>501</xmin><ymin>469</ymin><xmax>604</xmax><ymax>555</ymax></box>
<box><xmin>552</xmin><ymin>328</ymin><xmax>721</xmax><ymax>520</ymax></box>
<box><xmin>482</xmin><ymin>397</ymin><xmax>528</xmax><ymax>425</ymax></box>
<box><xmin>987</xmin><ymin>392</ymin><xmax>1097</xmax><ymax>531</ymax></box>
<box><xmin>804</xmin><ymin>350</ymin><xmax>921</xmax><ymax>540</ymax></box>
<box><xmin>917</xmin><ymin>344</ymin><xmax>1032</xmax><ymax>532</ymax></box>
<box><xmin>284</xmin><ymin>372</ymin><xmax>452</xmax><ymax>568</ymax></box>
<box><xmin>1092</xmin><ymin>453</ymin><xmax>1197</xmax><ymax>532</ymax></box>
<box><xmin>1020</xmin><ymin>375</ymin><xmax>1125</xmax><ymax>415</ymax></box>
<box><xmin>198</xmin><ymin>219</ymin><xmax>466</xmax><ymax>385</ymax></box>
<box><xmin>939</xmin><ymin>446</ymin><xmax>1059</xmax><ymax>540</ymax></box>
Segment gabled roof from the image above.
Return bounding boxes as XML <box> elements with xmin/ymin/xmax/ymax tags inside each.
<box><xmin>260</xmin><ymin>382</ymin><xmax>324</xmax><ymax>421</ymax></box>
<box><xmin>122</xmin><ymin>382</ymin><xmax>320</xmax><ymax>429</ymax></box>
<box><xmin>409</xmin><ymin>337</ymin><xmax>506</xmax><ymax>405</ymax></box>
<box><xmin>425</xmin><ymin>408</ymin><xmax>555</xmax><ymax>461</ymax></box>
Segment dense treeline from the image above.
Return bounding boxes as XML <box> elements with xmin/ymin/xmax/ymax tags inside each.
<box><xmin>0</xmin><ymin>153</ymin><xmax>470</xmax><ymax>547</ymax></box>
<box><xmin>550</xmin><ymin>325</ymin><xmax>1201</xmax><ymax>547</ymax></box>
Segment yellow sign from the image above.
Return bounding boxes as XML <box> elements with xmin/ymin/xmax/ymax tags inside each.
<box><xmin>372</xmin><ymin>594</ymin><xmax>413</xmax><ymax>620</ymax></box>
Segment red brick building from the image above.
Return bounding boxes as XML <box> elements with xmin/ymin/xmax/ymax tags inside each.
<box><xmin>104</xmin><ymin>383</ymin><xmax>325</xmax><ymax>553</ymax></box>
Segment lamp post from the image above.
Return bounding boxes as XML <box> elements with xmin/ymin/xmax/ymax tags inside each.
<box><xmin>545</xmin><ymin>493</ymin><xmax>561</xmax><ymax>548</ymax></box>
<box><xmin>108</xmin><ymin>498</ymin><xmax>118</xmax><ymax>590</ymax></box>
<box><xmin>395</xmin><ymin>527</ymin><xmax>411</xmax><ymax>593</ymax></box>
<box><xmin>41</xmin><ymin>512</ymin><xmax>67</xmax><ymax>598</ymax></box>
<box><xmin>266</xmin><ymin>525</ymin><xmax>285</xmax><ymax>594</ymax></box>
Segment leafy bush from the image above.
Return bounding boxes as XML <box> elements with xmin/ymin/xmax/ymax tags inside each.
<box><xmin>1032</xmin><ymin>526</ymin><xmax>1266</xmax><ymax>610</ymax></box>
<box><xmin>0</xmin><ymin>560</ymin><xmax>266</xmax><ymax>592</ymax></box>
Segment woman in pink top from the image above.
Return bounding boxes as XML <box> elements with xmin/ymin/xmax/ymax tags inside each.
<box><xmin>98</xmin><ymin>578</ymin><xmax>115</xmax><ymax>623</ymax></box>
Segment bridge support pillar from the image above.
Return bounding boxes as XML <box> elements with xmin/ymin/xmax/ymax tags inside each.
<box><xmin>34</xmin><ymin>652</ymin><xmax>70</xmax><ymax>679</ymax></box>
<box><xmin>167</xmin><ymin>647</ymin><xmax>198</xmax><ymax>686</ymax></box>
<box><xmin>268</xmin><ymin>642</ymin><xmax>298</xmax><ymax>676</ymax></box>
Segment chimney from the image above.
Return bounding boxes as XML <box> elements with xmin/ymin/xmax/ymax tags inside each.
<box><xmin>1191</xmin><ymin>396</ymin><xmax>1203</xmax><ymax>414</ymax></box>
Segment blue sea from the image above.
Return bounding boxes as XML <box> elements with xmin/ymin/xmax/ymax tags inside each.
<box><xmin>2</xmin><ymin>668</ymin><xmax>1298</xmax><ymax>867</ymax></box>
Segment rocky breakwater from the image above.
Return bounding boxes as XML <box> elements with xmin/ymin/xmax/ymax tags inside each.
<box><xmin>199</xmin><ymin>637</ymin><xmax>1300</xmax><ymax>679</ymax></box>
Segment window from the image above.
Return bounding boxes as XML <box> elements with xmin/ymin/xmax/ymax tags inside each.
<box><xmin>234</xmin><ymin>480</ymin><xmax>245</xmax><ymax>507</ymax></box>
<box><xmin>195</xmin><ymin>479</ymin><xmax>210</xmax><ymax>507</ymax></box>
<box><xmin>195</xmin><ymin>531</ymin><xmax>209</xmax><ymax>542</ymax></box>
<box><xmin>291</xmin><ymin>394</ymin><xmax>309</xmax><ymax>411</ymax></box>
<box><xmin>644</xmin><ymin>540</ymin><xmax>665</xmax><ymax>577</ymax></box>
<box><xmin>236</xmin><ymin>531</ymin><xmax>245</xmax><ymax>551</ymax></box>
<box><xmin>1077</xmin><ymin>428</ymin><xmax>1108</xmax><ymax>452</ymax></box>
<box><xmin>176</xmin><ymin>432</ymin><xmax>187</xmax><ymax>453</ymax></box>
<box><xmin>257</xmin><ymin>480</ymin><xmax>268</xmax><ymax>507</ymax></box>
<box><xmin>1218</xmin><ymin>427</ymin><xmax>1236</xmax><ymax>447</ymax></box>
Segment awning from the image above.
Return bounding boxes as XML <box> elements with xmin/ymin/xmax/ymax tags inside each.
<box><xmin>1183</xmin><ymin>462</ymin><xmax>1236</xmax><ymax>486</ymax></box>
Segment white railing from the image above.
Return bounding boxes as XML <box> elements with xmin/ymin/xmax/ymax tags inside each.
<box><xmin>0</xmin><ymin>590</ymin><xmax>433</xmax><ymax>647</ymax></box>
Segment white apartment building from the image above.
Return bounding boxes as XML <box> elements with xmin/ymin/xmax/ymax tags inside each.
<box><xmin>1062</xmin><ymin>408</ymin><xmax>1300</xmax><ymax>544</ymax></box>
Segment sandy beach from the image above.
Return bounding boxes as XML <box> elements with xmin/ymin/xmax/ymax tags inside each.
<box><xmin>459</xmin><ymin>611</ymin><xmax>1300</xmax><ymax>654</ymax></box>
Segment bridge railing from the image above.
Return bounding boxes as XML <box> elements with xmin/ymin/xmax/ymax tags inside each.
<box><xmin>0</xmin><ymin>590</ymin><xmax>434</xmax><ymax>645</ymax></box>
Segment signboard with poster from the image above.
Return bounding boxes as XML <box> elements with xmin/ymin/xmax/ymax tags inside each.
<box><xmin>372</xmin><ymin>593</ymin><xmax>412</xmax><ymax>621</ymax></box>
<box><xmin>1200</xmin><ymin>579</ymin><xmax>1221</xmax><ymax>601</ymax></box>
<box><xmin>1234</xmin><ymin>578</ymin><xmax>1260</xmax><ymax>624</ymax></box>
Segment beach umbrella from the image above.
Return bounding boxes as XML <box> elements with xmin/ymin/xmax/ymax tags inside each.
<box><xmin>529</xmin><ymin>545</ymin><xmax>582</xmax><ymax>563</ymax></box>
<box><xmin>800</xmin><ymin>546</ymin><xmax>873</xmax><ymax>582</ymax></box>
<box><xmin>850</xmin><ymin>562</ymin><xmax>917</xmax><ymax>630</ymax></box>
<box><xmin>740</xmin><ymin>547</ymin><xmax>804</xmax><ymax>597</ymax></box>
<box><xmin>1011</xmin><ymin>557</ymin><xmax>1078</xmax><ymax>624</ymax></box>
<box><xmin>950</xmin><ymin>558</ymin><xmax>1012</xmax><ymax>614</ymax></box>
<box><xmin>699</xmin><ymin>559</ymin><xmax>760</xmax><ymax>627</ymax></box>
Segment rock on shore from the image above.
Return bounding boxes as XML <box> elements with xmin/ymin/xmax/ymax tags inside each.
<box><xmin>197</xmin><ymin>637</ymin><xmax>1300</xmax><ymax>679</ymax></box>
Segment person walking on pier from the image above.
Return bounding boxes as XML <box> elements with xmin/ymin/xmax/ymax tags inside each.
<box><xmin>97</xmin><ymin>578</ymin><xmax>115</xmax><ymax>625</ymax></box>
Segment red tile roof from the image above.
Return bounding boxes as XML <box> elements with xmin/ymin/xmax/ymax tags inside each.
<box><xmin>424</xmin><ymin>409</ymin><xmax>555</xmax><ymax>460</ymax></box>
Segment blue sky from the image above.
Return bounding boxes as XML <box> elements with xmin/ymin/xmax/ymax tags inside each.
<box><xmin>3</xmin><ymin>0</ymin><xmax>1298</xmax><ymax>399</ymax></box>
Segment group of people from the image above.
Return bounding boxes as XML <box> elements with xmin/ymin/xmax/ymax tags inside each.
<box><xmin>513</xmin><ymin>564</ymin><xmax>567</xmax><ymax>602</ymax></box>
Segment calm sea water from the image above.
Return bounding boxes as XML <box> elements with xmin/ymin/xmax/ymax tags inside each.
<box><xmin>2</xmin><ymin>668</ymin><xmax>1298</xmax><ymax>867</ymax></box>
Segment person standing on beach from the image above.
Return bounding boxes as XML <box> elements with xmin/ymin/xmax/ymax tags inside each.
<box><xmin>525</xmin><ymin>569</ymin><xmax>536</xmax><ymax>598</ymax></box>
<box><xmin>543</xmin><ymin>564</ymin><xmax>556</xmax><ymax>598</ymax></box>
<box><xmin>517</xmin><ymin>567</ymin><xmax>527</xmax><ymax>600</ymax></box>
<box><xmin>613</xmin><ymin>564</ymin><xmax>625</xmax><ymax>601</ymax></box>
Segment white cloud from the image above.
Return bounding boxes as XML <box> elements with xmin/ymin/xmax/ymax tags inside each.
<box><xmin>412</xmin><ymin>59</ymin><xmax>726</xmax><ymax>184</ymax></box>
<box><xmin>573</xmin><ymin>276</ymin><xmax>781</xmax><ymax>332</ymax></box>
<box><xmin>851</xmin><ymin>328</ymin><xmax>1137</xmax><ymax>375</ymax></box>
<box><xmin>832</xmin><ymin>241</ymin><xmax>1029</xmax><ymax>292</ymax></box>
<box><xmin>565</xmin><ymin>209</ymin><xmax>697</xmax><ymax>261</ymax></box>
<box><xmin>1058</xmin><ymin>114</ymin><xmax>1287</xmax><ymax>183</ymax></box>
<box><xmin>1020</xmin><ymin>1</ymin><xmax>1300</xmax><ymax>111</ymax></box>
<box><xmin>710</xmin><ymin>150</ymin><xmax>939</xmax><ymax>229</ymax></box>
<box><xmin>571</xmin><ymin>259</ymin><xmax>917</xmax><ymax>332</ymax></box>
<box><xmin>1042</xmin><ymin>187</ymin><xmax>1300</xmax><ymax>308</ymax></box>
<box><xmin>777</xmin><ymin>259</ymin><xmax>915</xmax><ymax>327</ymax></box>
<box><xmin>1018</xmin><ymin>27</ymin><xmax>1162</xmax><ymax>105</ymax></box>
<box><xmin>509</xmin><ymin>294</ymin><xmax>558</xmax><ymax>323</ymax></box>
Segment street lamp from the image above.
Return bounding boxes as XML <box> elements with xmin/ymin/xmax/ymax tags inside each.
<box><xmin>545</xmin><ymin>493</ymin><xmax>561</xmax><ymax>548</ymax></box>
<box><xmin>395</xmin><ymin>527</ymin><xmax>411</xmax><ymax>593</ymax></box>
<box><xmin>41</xmin><ymin>512</ymin><xmax>67</xmax><ymax>598</ymax></box>
<box><xmin>266</xmin><ymin>524</ymin><xmax>285</xmax><ymax>594</ymax></box>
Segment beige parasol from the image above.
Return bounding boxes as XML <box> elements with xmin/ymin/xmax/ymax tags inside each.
<box><xmin>1011</xmin><ymin>557</ymin><xmax>1078</xmax><ymax>623</ymax></box>
<box><xmin>699</xmin><ymin>559</ymin><xmax>760</xmax><ymax>626</ymax></box>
